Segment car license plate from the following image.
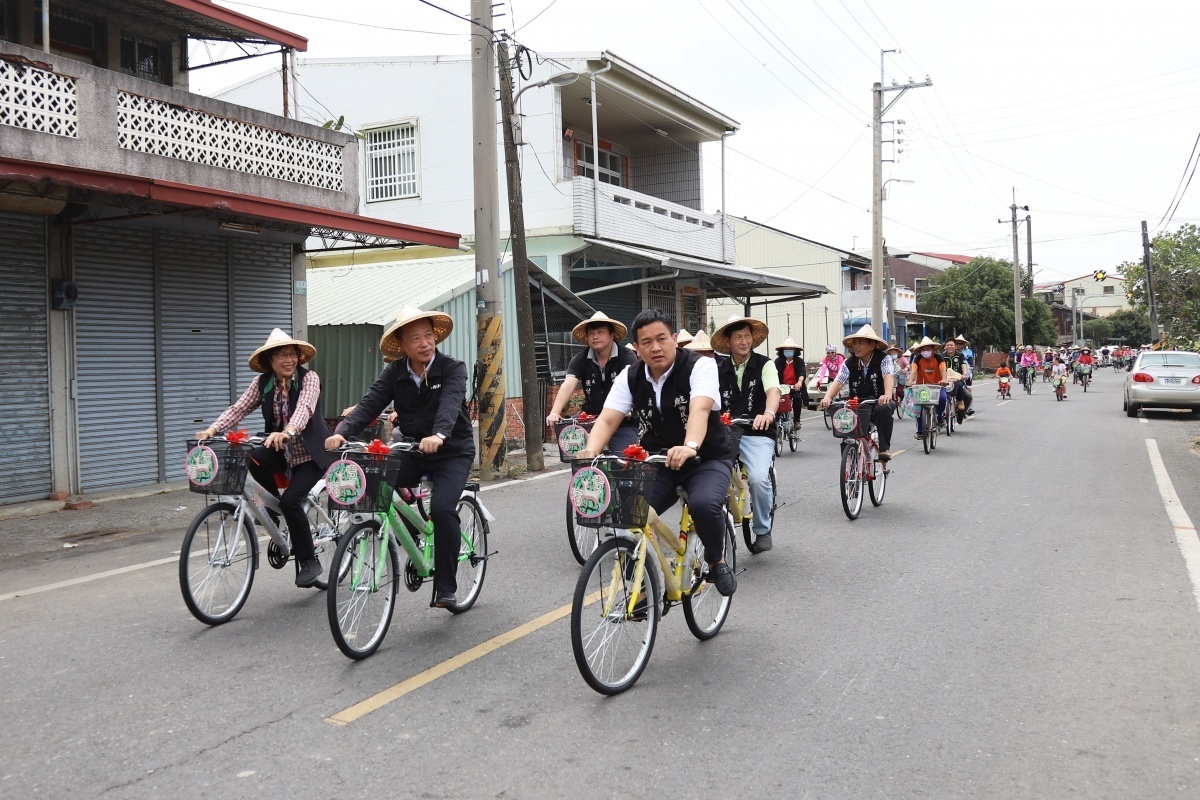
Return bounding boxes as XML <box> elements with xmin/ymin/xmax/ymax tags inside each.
<box><xmin>1162</xmin><ymin>377</ymin><xmax>1183</xmax><ymax>384</ymax></box>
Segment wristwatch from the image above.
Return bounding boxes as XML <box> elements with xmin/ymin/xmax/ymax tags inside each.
<box><xmin>685</xmin><ymin>440</ymin><xmax>700</xmax><ymax>450</ymax></box>
<box><xmin>284</xmin><ymin>426</ymin><xmax>297</xmax><ymax>438</ymax></box>
<box><xmin>435</xmin><ymin>433</ymin><xmax>447</xmax><ymax>441</ymax></box>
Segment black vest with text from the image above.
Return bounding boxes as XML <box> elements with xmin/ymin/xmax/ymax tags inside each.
<box><xmin>256</xmin><ymin>366</ymin><xmax>335</xmax><ymax>469</ymax></box>
<box><xmin>845</xmin><ymin>350</ymin><xmax>887</xmax><ymax>402</ymax></box>
<box><xmin>717</xmin><ymin>351</ymin><xmax>775</xmax><ymax>437</ymax></box>
<box><xmin>627</xmin><ymin>349</ymin><xmax>731</xmax><ymax>461</ymax></box>
<box><xmin>576</xmin><ymin>345</ymin><xmax>637</xmax><ymax>415</ymax></box>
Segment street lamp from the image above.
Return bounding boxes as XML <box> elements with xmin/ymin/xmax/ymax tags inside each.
<box><xmin>882</xmin><ymin>177</ymin><xmax>915</xmax><ymax>200</ymax></box>
<box><xmin>512</xmin><ymin>70</ymin><xmax>582</xmax><ymax>104</ymax></box>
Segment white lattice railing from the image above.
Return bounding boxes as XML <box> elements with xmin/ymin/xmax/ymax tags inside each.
<box><xmin>0</xmin><ymin>59</ymin><xmax>78</xmax><ymax>137</ymax></box>
<box><xmin>116</xmin><ymin>91</ymin><xmax>344</xmax><ymax>191</ymax></box>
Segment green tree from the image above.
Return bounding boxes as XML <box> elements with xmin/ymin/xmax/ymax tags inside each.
<box><xmin>1117</xmin><ymin>223</ymin><xmax>1200</xmax><ymax>347</ymax></box>
<box><xmin>916</xmin><ymin>257</ymin><xmax>1057</xmax><ymax>351</ymax></box>
<box><xmin>1104</xmin><ymin>308</ymin><xmax>1151</xmax><ymax>346</ymax></box>
<box><xmin>1082</xmin><ymin>317</ymin><xmax>1114</xmax><ymax>347</ymax></box>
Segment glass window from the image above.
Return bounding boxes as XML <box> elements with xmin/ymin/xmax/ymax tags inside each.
<box><xmin>365</xmin><ymin>122</ymin><xmax>420</xmax><ymax>201</ymax></box>
<box><xmin>574</xmin><ymin>143</ymin><xmax>623</xmax><ymax>187</ymax></box>
<box><xmin>1103</xmin><ymin>285</ymin><xmax>1115</xmax><ymax>294</ymax></box>
<box><xmin>121</xmin><ymin>34</ymin><xmax>165</xmax><ymax>83</ymax></box>
<box><xmin>39</xmin><ymin>7</ymin><xmax>102</xmax><ymax>62</ymax></box>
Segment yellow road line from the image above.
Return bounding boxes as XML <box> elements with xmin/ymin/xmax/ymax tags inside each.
<box><xmin>890</xmin><ymin>449</ymin><xmax>907</xmax><ymax>457</ymax></box>
<box><xmin>326</xmin><ymin>590</ymin><xmax>602</xmax><ymax>726</ymax></box>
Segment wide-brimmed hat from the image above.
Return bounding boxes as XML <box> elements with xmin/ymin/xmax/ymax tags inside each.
<box><xmin>684</xmin><ymin>330</ymin><xmax>715</xmax><ymax>352</ymax></box>
<box><xmin>886</xmin><ymin>342</ymin><xmax>903</xmax><ymax>355</ymax></box>
<box><xmin>380</xmin><ymin>305</ymin><xmax>453</xmax><ymax>360</ymax></box>
<box><xmin>676</xmin><ymin>328</ymin><xmax>694</xmax><ymax>346</ymax></box>
<box><xmin>913</xmin><ymin>336</ymin><xmax>940</xmax><ymax>352</ymax></box>
<box><xmin>572</xmin><ymin>311</ymin><xmax>627</xmax><ymax>344</ymax></box>
<box><xmin>954</xmin><ymin>335</ymin><xmax>970</xmax><ymax>346</ymax></box>
<box><xmin>248</xmin><ymin>328</ymin><xmax>316</xmax><ymax>373</ymax></box>
<box><xmin>711</xmin><ymin>315</ymin><xmax>768</xmax><ymax>353</ymax></box>
<box><xmin>945</xmin><ymin>368</ymin><xmax>964</xmax><ymax>382</ymax></box>
<box><xmin>775</xmin><ymin>336</ymin><xmax>802</xmax><ymax>351</ymax></box>
<box><xmin>842</xmin><ymin>324</ymin><xmax>888</xmax><ymax>350</ymax></box>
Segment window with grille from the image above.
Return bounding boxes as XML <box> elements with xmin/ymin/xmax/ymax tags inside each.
<box><xmin>1103</xmin><ymin>285</ymin><xmax>1115</xmax><ymax>294</ymax></box>
<box><xmin>121</xmin><ymin>33</ymin><xmax>165</xmax><ymax>84</ymax></box>
<box><xmin>647</xmin><ymin>280</ymin><xmax>678</xmax><ymax>327</ymax></box>
<box><xmin>365</xmin><ymin>122</ymin><xmax>419</xmax><ymax>202</ymax></box>
<box><xmin>37</xmin><ymin>6</ymin><xmax>102</xmax><ymax>62</ymax></box>
<box><xmin>574</xmin><ymin>142</ymin><xmax>624</xmax><ymax>187</ymax></box>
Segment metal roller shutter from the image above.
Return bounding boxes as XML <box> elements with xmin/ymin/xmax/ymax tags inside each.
<box><xmin>232</xmin><ymin>239</ymin><xmax>293</xmax><ymax>394</ymax></box>
<box><xmin>0</xmin><ymin>213</ymin><xmax>51</xmax><ymax>504</ymax></box>
<box><xmin>568</xmin><ymin>278</ymin><xmax>639</xmax><ymax>334</ymax></box>
<box><xmin>160</xmin><ymin>233</ymin><xmax>232</xmax><ymax>479</ymax></box>
<box><xmin>74</xmin><ymin>227</ymin><xmax>160</xmax><ymax>492</ymax></box>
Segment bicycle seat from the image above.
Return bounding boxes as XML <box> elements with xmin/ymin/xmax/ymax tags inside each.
<box><xmin>464</xmin><ymin>481</ymin><xmax>480</xmax><ymax>493</ymax></box>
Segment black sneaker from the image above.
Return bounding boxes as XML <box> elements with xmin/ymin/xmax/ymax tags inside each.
<box><xmin>753</xmin><ymin>534</ymin><xmax>773</xmax><ymax>552</ymax></box>
<box><xmin>706</xmin><ymin>562</ymin><xmax>737</xmax><ymax>597</ymax></box>
<box><xmin>295</xmin><ymin>558</ymin><xmax>323</xmax><ymax>588</ymax></box>
<box><xmin>430</xmin><ymin>589</ymin><xmax>457</xmax><ymax>609</ymax></box>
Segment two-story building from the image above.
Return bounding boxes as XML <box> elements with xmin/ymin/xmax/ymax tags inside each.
<box><xmin>1034</xmin><ymin>273</ymin><xmax>1131</xmax><ymax>318</ymax></box>
<box><xmin>215</xmin><ymin>51</ymin><xmax>828</xmax><ymax>394</ymax></box>
<box><xmin>0</xmin><ymin>0</ymin><xmax>457</xmax><ymax>506</ymax></box>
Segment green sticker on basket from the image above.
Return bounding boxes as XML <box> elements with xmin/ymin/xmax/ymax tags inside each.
<box><xmin>911</xmin><ymin>384</ymin><xmax>937</xmax><ymax>404</ymax></box>
<box><xmin>185</xmin><ymin>445</ymin><xmax>219</xmax><ymax>486</ymax></box>
<box><xmin>326</xmin><ymin>459</ymin><xmax>367</xmax><ymax>506</ymax></box>
<box><xmin>832</xmin><ymin>407</ymin><xmax>858</xmax><ymax>434</ymax></box>
<box><xmin>570</xmin><ymin>466</ymin><xmax>611</xmax><ymax>519</ymax></box>
<box><xmin>557</xmin><ymin>424</ymin><xmax>589</xmax><ymax>457</ymax></box>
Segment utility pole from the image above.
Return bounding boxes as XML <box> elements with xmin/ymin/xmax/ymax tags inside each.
<box><xmin>281</xmin><ymin>49</ymin><xmax>289</xmax><ymax>119</ymax></box>
<box><xmin>1025</xmin><ymin>214</ymin><xmax>1033</xmax><ymax>294</ymax></box>
<box><xmin>496</xmin><ymin>40</ymin><xmax>544</xmax><ymax>471</ymax></box>
<box><xmin>471</xmin><ymin>0</ymin><xmax>504</xmax><ymax>479</ymax></box>
<box><xmin>999</xmin><ymin>190</ymin><xmax>1029</xmax><ymax>346</ymax></box>
<box><xmin>1141</xmin><ymin>221</ymin><xmax>1160</xmax><ymax>342</ymax></box>
<box><xmin>872</xmin><ymin>70</ymin><xmax>930</xmax><ymax>335</ymax></box>
<box><xmin>882</xmin><ymin>240</ymin><xmax>896</xmax><ymax>341</ymax></box>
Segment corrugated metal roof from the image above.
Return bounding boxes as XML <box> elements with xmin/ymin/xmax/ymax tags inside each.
<box><xmin>307</xmin><ymin>256</ymin><xmax>477</xmax><ymax>326</ymax></box>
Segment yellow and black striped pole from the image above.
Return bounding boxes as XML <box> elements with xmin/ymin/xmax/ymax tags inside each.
<box><xmin>476</xmin><ymin>313</ymin><xmax>506</xmax><ymax>477</ymax></box>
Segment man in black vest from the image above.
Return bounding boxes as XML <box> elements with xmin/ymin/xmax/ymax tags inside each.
<box><xmin>577</xmin><ymin>308</ymin><xmax>736</xmax><ymax>596</ymax></box>
<box><xmin>943</xmin><ymin>338</ymin><xmax>974</xmax><ymax>418</ymax></box>
<box><xmin>546</xmin><ymin>311</ymin><xmax>639</xmax><ymax>451</ymax></box>
<box><xmin>817</xmin><ymin>324</ymin><xmax>896</xmax><ymax>460</ymax></box>
<box><xmin>329</xmin><ymin>306</ymin><xmax>475</xmax><ymax>610</ymax></box>
<box><xmin>713</xmin><ymin>316</ymin><xmax>780</xmax><ymax>553</ymax></box>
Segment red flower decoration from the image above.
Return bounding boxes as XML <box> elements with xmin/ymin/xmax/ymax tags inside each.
<box><xmin>720</xmin><ymin>412</ymin><xmax>732</xmax><ymax>425</ymax></box>
<box><xmin>622</xmin><ymin>444</ymin><xmax>648</xmax><ymax>461</ymax></box>
<box><xmin>576</xmin><ymin>411</ymin><xmax>594</xmax><ymax>422</ymax></box>
<box><xmin>848</xmin><ymin>398</ymin><xmax>860</xmax><ymax>409</ymax></box>
<box><xmin>366</xmin><ymin>438</ymin><xmax>390</xmax><ymax>455</ymax></box>
<box><xmin>226</xmin><ymin>429</ymin><xmax>249</xmax><ymax>444</ymax></box>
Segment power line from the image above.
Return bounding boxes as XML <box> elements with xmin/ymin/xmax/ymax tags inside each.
<box><xmin>515</xmin><ymin>0</ymin><xmax>562</xmax><ymax>32</ymax></box>
<box><xmin>415</xmin><ymin>0</ymin><xmax>496</xmax><ymax>33</ymax></box>
<box><xmin>808</xmin><ymin>0</ymin><xmax>877</xmax><ymax>67</ymax></box>
<box><xmin>1161</xmin><ymin>144</ymin><xmax>1200</xmax><ymax>232</ymax></box>
<box><xmin>221</xmin><ymin>0</ymin><xmax>461</xmax><ymax>34</ymax></box>
<box><xmin>1155</xmin><ymin>131</ymin><xmax>1200</xmax><ymax>230</ymax></box>
<box><xmin>836</xmin><ymin>0</ymin><xmax>884</xmax><ymax>51</ymax></box>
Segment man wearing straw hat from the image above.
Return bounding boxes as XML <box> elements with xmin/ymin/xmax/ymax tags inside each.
<box><xmin>329</xmin><ymin>306</ymin><xmax>474</xmax><ymax>610</ymax></box>
<box><xmin>578</xmin><ymin>308</ymin><xmax>736</xmax><ymax>596</ymax></box>
<box><xmin>712</xmin><ymin>315</ymin><xmax>780</xmax><ymax>552</ymax></box>
<box><xmin>676</xmin><ymin>328</ymin><xmax>694</xmax><ymax>348</ymax></box>
<box><xmin>774</xmin><ymin>336</ymin><xmax>809</xmax><ymax>412</ymax></box>
<box><xmin>943</xmin><ymin>338</ymin><xmax>974</xmax><ymax>419</ymax></box>
<box><xmin>818</xmin><ymin>325</ymin><xmax>896</xmax><ymax>461</ymax></box>
<box><xmin>546</xmin><ymin>311</ymin><xmax>639</xmax><ymax>452</ymax></box>
<box><xmin>198</xmin><ymin>329</ymin><xmax>335</xmax><ymax>588</ymax></box>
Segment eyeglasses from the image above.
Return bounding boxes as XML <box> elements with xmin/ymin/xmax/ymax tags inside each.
<box><xmin>274</xmin><ymin>351</ymin><xmax>300</xmax><ymax>360</ymax></box>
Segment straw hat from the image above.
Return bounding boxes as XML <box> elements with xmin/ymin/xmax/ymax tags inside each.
<box><xmin>380</xmin><ymin>305</ymin><xmax>453</xmax><ymax>360</ymax></box>
<box><xmin>247</xmin><ymin>328</ymin><xmax>316</xmax><ymax>373</ymax></box>
<box><xmin>885</xmin><ymin>342</ymin><xmax>902</xmax><ymax>356</ymax></box>
<box><xmin>775</xmin><ymin>336</ymin><xmax>802</xmax><ymax>351</ymax></box>
<box><xmin>676</xmin><ymin>328</ymin><xmax>694</xmax><ymax>345</ymax></box>
<box><xmin>711</xmin><ymin>315</ymin><xmax>768</xmax><ymax>353</ymax></box>
<box><xmin>684</xmin><ymin>330</ymin><xmax>715</xmax><ymax>352</ymax></box>
<box><xmin>913</xmin><ymin>336</ymin><xmax>940</xmax><ymax>352</ymax></box>
<box><xmin>572</xmin><ymin>311</ymin><xmax>627</xmax><ymax>344</ymax></box>
<box><xmin>841</xmin><ymin>324</ymin><xmax>888</xmax><ymax>350</ymax></box>
<box><xmin>954</xmin><ymin>335</ymin><xmax>970</xmax><ymax>346</ymax></box>
<box><xmin>945</xmin><ymin>368</ymin><xmax>964</xmax><ymax>382</ymax></box>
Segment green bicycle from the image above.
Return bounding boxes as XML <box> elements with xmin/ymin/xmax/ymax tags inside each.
<box><xmin>324</xmin><ymin>439</ymin><xmax>492</xmax><ymax>660</ymax></box>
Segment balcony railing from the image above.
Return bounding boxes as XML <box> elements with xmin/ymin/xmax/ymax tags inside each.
<box><xmin>572</xmin><ymin>176</ymin><xmax>734</xmax><ymax>263</ymax></box>
<box><xmin>0</xmin><ymin>58</ymin><xmax>78</xmax><ymax>137</ymax></box>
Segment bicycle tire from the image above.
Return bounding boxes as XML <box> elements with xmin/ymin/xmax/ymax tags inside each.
<box><xmin>327</xmin><ymin>520</ymin><xmax>400</xmax><ymax>660</ymax></box>
<box><xmin>446</xmin><ymin>496</ymin><xmax>489</xmax><ymax>613</ymax></box>
<box><xmin>565</xmin><ymin>489</ymin><xmax>598</xmax><ymax>565</ymax></box>
<box><xmin>179</xmin><ymin>502</ymin><xmax>256</xmax><ymax>626</ymax></box>
<box><xmin>788</xmin><ymin>429</ymin><xmax>799</xmax><ymax>451</ymax></box>
<box><xmin>683</xmin><ymin>513</ymin><xmax>735</xmax><ymax>641</ymax></box>
<box><xmin>308</xmin><ymin>489</ymin><xmax>353</xmax><ymax>591</ymax></box>
<box><xmin>930</xmin><ymin>415</ymin><xmax>938</xmax><ymax>450</ymax></box>
<box><xmin>922</xmin><ymin>407</ymin><xmax>932</xmax><ymax>455</ymax></box>
<box><xmin>840</xmin><ymin>442</ymin><xmax>864</xmax><ymax>520</ymax></box>
<box><xmin>769</xmin><ymin>465</ymin><xmax>777</xmax><ymax>525</ymax></box>
<box><xmin>869</xmin><ymin>450</ymin><xmax>887</xmax><ymax>507</ymax></box>
<box><xmin>823</xmin><ymin>408</ymin><xmax>832</xmax><ymax>430</ymax></box>
<box><xmin>571</xmin><ymin>537</ymin><xmax>660</xmax><ymax>695</ymax></box>
<box><xmin>774</xmin><ymin>429</ymin><xmax>783</xmax><ymax>458</ymax></box>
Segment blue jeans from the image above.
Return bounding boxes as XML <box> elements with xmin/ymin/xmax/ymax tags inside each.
<box><xmin>914</xmin><ymin>389</ymin><xmax>948</xmax><ymax>434</ymax></box>
<box><xmin>737</xmin><ymin>434</ymin><xmax>775</xmax><ymax>537</ymax></box>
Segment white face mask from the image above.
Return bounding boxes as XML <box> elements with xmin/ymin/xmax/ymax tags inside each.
<box><xmin>783</xmin><ymin>350</ymin><xmax>795</xmax><ymax>357</ymax></box>
<box><xmin>921</xmin><ymin>349</ymin><xmax>933</xmax><ymax>358</ymax></box>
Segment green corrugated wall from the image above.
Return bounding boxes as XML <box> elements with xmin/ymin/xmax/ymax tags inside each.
<box><xmin>308</xmin><ymin>324</ymin><xmax>385</xmax><ymax>419</ymax></box>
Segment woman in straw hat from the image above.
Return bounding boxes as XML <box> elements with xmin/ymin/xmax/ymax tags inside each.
<box><xmin>907</xmin><ymin>336</ymin><xmax>949</xmax><ymax>438</ymax></box>
<box><xmin>329</xmin><ymin>306</ymin><xmax>474</xmax><ymax>610</ymax></box>
<box><xmin>774</xmin><ymin>335</ymin><xmax>809</xmax><ymax>411</ymax></box>
<box><xmin>712</xmin><ymin>315</ymin><xmax>779</xmax><ymax>551</ymax></box>
<box><xmin>197</xmin><ymin>328</ymin><xmax>335</xmax><ymax>587</ymax></box>
<box><xmin>684</xmin><ymin>329</ymin><xmax>716</xmax><ymax>357</ymax></box>
<box><xmin>545</xmin><ymin>311</ymin><xmax>639</xmax><ymax>451</ymax></box>
<box><xmin>817</xmin><ymin>324</ymin><xmax>896</xmax><ymax>461</ymax></box>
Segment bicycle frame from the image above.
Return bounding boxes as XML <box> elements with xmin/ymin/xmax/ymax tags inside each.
<box><xmin>221</xmin><ymin>473</ymin><xmax>336</xmax><ymax>560</ymax></box>
<box><xmin>610</xmin><ymin>505</ymin><xmax>699</xmax><ymax>618</ymax></box>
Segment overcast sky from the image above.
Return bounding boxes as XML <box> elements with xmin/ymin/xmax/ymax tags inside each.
<box><xmin>197</xmin><ymin>0</ymin><xmax>1200</xmax><ymax>283</ymax></box>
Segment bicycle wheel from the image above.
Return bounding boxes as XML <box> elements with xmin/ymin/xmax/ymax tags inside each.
<box><xmin>737</xmin><ymin>466</ymin><xmax>755</xmax><ymax>553</ymax></box>
<box><xmin>179</xmin><ymin>502</ymin><xmax>256</xmax><ymax>625</ymax></box>
<box><xmin>840</xmin><ymin>442</ymin><xmax>864</xmax><ymax>520</ymax></box>
<box><xmin>921</xmin><ymin>407</ymin><xmax>932</xmax><ymax>455</ymax></box>
<box><xmin>446</xmin><ymin>496</ymin><xmax>489</xmax><ymax>613</ymax></box>
<box><xmin>769</xmin><ymin>465</ymin><xmax>777</xmax><ymax>525</ymax></box>
<box><xmin>788</xmin><ymin>427</ymin><xmax>799</xmax><ymax>451</ymax></box>
<box><xmin>571</xmin><ymin>537</ymin><xmax>660</xmax><ymax>695</ymax></box>
<box><xmin>683</xmin><ymin>512</ymin><xmax>735</xmax><ymax>641</ymax></box>
<box><xmin>327</xmin><ymin>520</ymin><xmax>400</xmax><ymax>660</ymax></box>
<box><xmin>930</xmin><ymin>414</ymin><xmax>938</xmax><ymax>450</ymax></box>
<box><xmin>565</xmin><ymin>490</ymin><xmax>599</xmax><ymax>565</ymax></box>
<box><xmin>869</xmin><ymin>450</ymin><xmax>887</xmax><ymax>507</ymax></box>
<box><xmin>945</xmin><ymin>407</ymin><xmax>954</xmax><ymax>436</ymax></box>
<box><xmin>823</xmin><ymin>408</ymin><xmax>832</xmax><ymax>430</ymax></box>
<box><xmin>308</xmin><ymin>489</ymin><xmax>354</xmax><ymax>591</ymax></box>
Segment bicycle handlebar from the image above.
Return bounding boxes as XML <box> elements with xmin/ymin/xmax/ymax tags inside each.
<box><xmin>331</xmin><ymin>438</ymin><xmax>418</xmax><ymax>454</ymax></box>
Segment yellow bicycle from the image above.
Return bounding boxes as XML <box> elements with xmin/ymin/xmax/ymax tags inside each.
<box><xmin>568</xmin><ymin>454</ymin><xmax>737</xmax><ymax>695</ymax></box>
<box><xmin>725</xmin><ymin>418</ymin><xmax>777</xmax><ymax>553</ymax></box>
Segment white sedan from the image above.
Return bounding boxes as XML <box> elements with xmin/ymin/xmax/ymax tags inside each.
<box><xmin>1123</xmin><ymin>350</ymin><xmax>1200</xmax><ymax>417</ymax></box>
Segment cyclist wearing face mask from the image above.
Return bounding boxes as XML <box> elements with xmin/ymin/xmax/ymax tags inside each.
<box><xmin>815</xmin><ymin>344</ymin><xmax>846</xmax><ymax>391</ymax></box>
<box><xmin>774</xmin><ymin>337</ymin><xmax>809</xmax><ymax>410</ymax></box>
<box><xmin>908</xmin><ymin>336</ymin><xmax>948</xmax><ymax>438</ymax></box>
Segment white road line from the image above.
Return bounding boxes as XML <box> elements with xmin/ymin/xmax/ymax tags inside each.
<box><xmin>1145</xmin><ymin>439</ymin><xmax>1200</xmax><ymax>615</ymax></box>
<box><xmin>0</xmin><ymin>556</ymin><xmax>178</xmax><ymax>602</ymax></box>
<box><xmin>1140</xmin><ymin>415</ymin><xmax>1149</xmax><ymax>425</ymax></box>
<box><xmin>480</xmin><ymin>467</ymin><xmax>570</xmax><ymax>492</ymax></box>
<box><xmin>997</xmin><ymin>399</ymin><xmax>1012</xmax><ymax>406</ymax></box>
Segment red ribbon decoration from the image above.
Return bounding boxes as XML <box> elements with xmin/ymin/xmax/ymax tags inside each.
<box><xmin>720</xmin><ymin>412</ymin><xmax>732</xmax><ymax>425</ymax></box>
<box><xmin>226</xmin><ymin>429</ymin><xmax>249</xmax><ymax>444</ymax></box>
<box><xmin>622</xmin><ymin>444</ymin><xmax>648</xmax><ymax>461</ymax></box>
<box><xmin>577</xmin><ymin>411</ymin><xmax>594</xmax><ymax>422</ymax></box>
<box><xmin>366</xmin><ymin>438</ymin><xmax>390</xmax><ymax>455</ymax></box>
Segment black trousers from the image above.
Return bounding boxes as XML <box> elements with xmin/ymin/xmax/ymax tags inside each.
<box><xmin>870</xmin><ymin>402</ymin><xmax>894</xmax><ymax>451</ymax></box>
<box><xmin>647</xmin><ymin>458</ymin><xmax>732</xmax><ymax>565</ymax></box>
<box><xmin>247</xmin><ymin>448</ymin><xmax>321</xmax><ymax>561</ymax></box>
<box><xmin>392</xmin><ymin>451</ymin><xmax>474</xmax><ymax>594</ymax></box>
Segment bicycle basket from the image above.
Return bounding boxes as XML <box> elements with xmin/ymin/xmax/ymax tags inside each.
<box><xmin>909</xmin><ymin>384</ymin><xmax>940</xmax><ymax>406</ymax></box>
<box><xmin>568</xmin><ymin>458</ymin><xmax>656</xmax><ymax>529</ymax></box>
<box><xmin>830</xmin><ymin>406</ymin><xmax>872</xmax><ymax>439</ymax></box>
<box><xmin>725</xmin><ymin>423</ymin><xmax>744</xmax><ymax>452</ymax></box>
<box><xmin>185</xmin><ymin>439</ymin><xmax>250</xmax><ymax>495</ymax></box>
<box><xmin>325</xmin><ymin>451</ymin><xmax>403</xmax><ymax>512</ymax></box>
<box><xmin>554</xmin><ymin>418</ymin><xmax>595</xmax><ymax>463</ymax></box>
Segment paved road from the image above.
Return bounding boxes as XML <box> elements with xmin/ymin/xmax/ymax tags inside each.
<box><xmin>3</xmin><ymin>369</ymin><xmax>1199</xmax><ymax>799</ymax></box>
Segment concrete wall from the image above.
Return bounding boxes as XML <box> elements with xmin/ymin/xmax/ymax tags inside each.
<box><xmin>0</xmin><ymin>39</ymin><xmax>358</xmax><ymax>213</ymax></box>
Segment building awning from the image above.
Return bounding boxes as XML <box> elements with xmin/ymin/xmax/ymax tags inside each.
<box><xmin>0</xmin><ymin>158</ymin><xmax>460</xmax><ymax>250</ymax></box>
<box><xmin>577</xmin><ymin>238</ymin><xmax>830</xmax><ymax>304</ymax></box>
<box><xmin>78</xmin><ymin>0</ymin><xmax>309</xmax><ymax>52</ymax></box>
